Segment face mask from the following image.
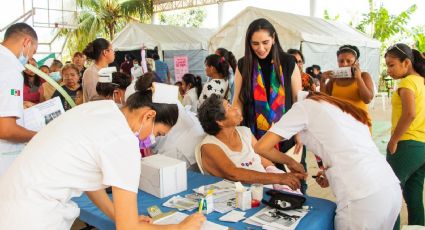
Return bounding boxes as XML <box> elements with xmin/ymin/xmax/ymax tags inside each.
<box><xmin>134</xmin><ymin>121</ymin><xmax>156</xmax><ymax>150</ymax></box>
<box><xmin>49</xmin><ymin>71</ymin><xmax>62</xmax><ymax>82</ymax></box>
<box><xmin>133</xmin><ymin>64</ymin><xmax>139</xmax><ymax>67</ymax></box>
<box><xmin>18</xmin><ymin>43</ymin><xmax>31</xmax><ymax>66</ymax></box>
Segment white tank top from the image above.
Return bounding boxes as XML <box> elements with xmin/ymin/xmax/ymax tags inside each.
<box><xmin>200</xmin><ymin>126</ymin><xmax>265</xmax><ymax>173</ymax></box>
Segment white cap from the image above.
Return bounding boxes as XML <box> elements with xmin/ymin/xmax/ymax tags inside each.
<box><xmin>152</xmin><ymin>83</ymin><xmax>179</xmax><ymax>104</ymax></box>
<box><xmin>297</xmin><ymin>91</ymin><xmax>309</xmax><ymax>102</ymax></box>
<box><xmin>98</xmin><ymin>67</ymin><xmax>117</xmax><ymax>83</ymax></box>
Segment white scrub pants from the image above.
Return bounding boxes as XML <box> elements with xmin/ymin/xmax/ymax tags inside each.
<box><xmin>335</xmin><ymin>183</ymin><xmax>402</xmax><ymax>230</ymax></box>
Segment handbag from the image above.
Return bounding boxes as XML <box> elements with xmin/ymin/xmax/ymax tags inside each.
<box><xmin>262</xmin><ymin>189</ymin><xmax>306</xmax><ymax>210</ymax></box>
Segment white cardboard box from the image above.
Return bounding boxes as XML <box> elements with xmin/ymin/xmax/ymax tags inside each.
<box><xmin>139</xmin><ymin>154</ymin><xmax>187</xmax><ymax>198</ymax></box>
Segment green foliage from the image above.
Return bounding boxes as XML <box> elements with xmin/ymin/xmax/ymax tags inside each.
<box><xmin>355</xmin><ymin>1</ymin><xmax>417</xmax><ymax>42</ymax></box>
<box><xmin>412</xmin><ymin>26</ymin><xmax>425</xmax><ymax>52</ymax></box>
<box><xmin>59</xmin><ymin>0</ymin><xmax>153</xmax><ymax>57</ymax></box>
<box><xmin>159</xmin><ymin>8</ymin><xmax>206</xmax><ymax>28</ymax></box>
<box><xmin>119</xmin><ymin>0</ymin><xmax>153</xmax><ymax>23</ymax></box>
<box><xmin>323</xmin><ymin>10</ymin><xmax>339</xmax><ymax>21</ymax></box>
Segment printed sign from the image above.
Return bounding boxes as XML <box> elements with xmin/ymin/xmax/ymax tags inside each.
<box><xmin>173</xmin><ymin>56</ymin><xmax>189</xmax><ymax>82</ymax></box>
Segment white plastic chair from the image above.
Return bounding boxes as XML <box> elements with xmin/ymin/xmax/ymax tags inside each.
<box><xmin>370</xmin><ymin>80</ymin><xmax>387</xmax><ymax>111</ymax></box>
<box><xmin>194</xmin><ymin>143</ymin><xmax>205</xmax><ymax>175</ymax></box>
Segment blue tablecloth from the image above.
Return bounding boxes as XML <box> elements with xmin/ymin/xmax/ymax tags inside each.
<box><xmin>73</xmin><ymin>171</ymin><xmax>336</xmax><ymax>230</ymax></box>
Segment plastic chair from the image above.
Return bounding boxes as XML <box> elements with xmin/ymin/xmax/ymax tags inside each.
<box><xmin>370</xmin><ymin>80</ymin><xmax>387</xmax><ymax>111</ymax></box>
<box><xmin>194</xmin><ymin>143</ymin><xmax>205</xmax><ymax>175</ymax></box>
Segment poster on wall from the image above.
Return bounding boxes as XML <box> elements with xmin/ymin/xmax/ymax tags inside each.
<box><xmin>174</xmin><ymin>56</ymin><xmax>189</xmax><ymax>82</ymax></box>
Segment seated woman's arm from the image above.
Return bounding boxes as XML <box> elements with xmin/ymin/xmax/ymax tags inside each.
<box><xmin>201</xmin><ymin>144</ymin><xmax>303</xmax><ymax>190</ymax></box>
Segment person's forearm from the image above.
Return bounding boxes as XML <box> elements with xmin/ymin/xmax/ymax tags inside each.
<box><xmin>258</xmin><ymin>146</ymin><xmax>294</xmax><ymax>166</ymax></box>
<box><xmin>356</xmin><ymin>77</ymin><xmax>373</xmax><ymax>103</ymax></box>
<box><xmin>0</xmin><ymin>123</ymin><xmax>35</xmax><ymax>143</ymax></box>
<box><xmin>261</xmin><ymin>156</ymin><xmax>274</xmax><ymax>168</ymax></box>
<box><xmin>86</xmin><ymin>190</ymin><xmax>115</xmax><ymax>220</ymax></box>
<box><xmin>390</xmin><ymin>114</ymin><xmax>415</xmax><ymax>143</ymax></box>
<box><xmin>221</xmin><ymin>167</ymin><xmax>282</xmax><ymax>185</ymax></box>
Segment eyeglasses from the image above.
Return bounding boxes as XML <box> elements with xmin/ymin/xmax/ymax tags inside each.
<box><xmin>387</xmin><ymin>44</ymin><xmax>408</xmax><ymax>57</ymax></box>
<box><xmin>296</xmin><ymin>60</ymin><xmax>303</xmax><ymax>64</ymax></box>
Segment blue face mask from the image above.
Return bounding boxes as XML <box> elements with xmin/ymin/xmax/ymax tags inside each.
<box><xmin>49</xmin><ymin>71</ymin><xmax>61</xmax><ymax>82</ymax></box>
<box><xmin>18</xmin><ymin>43</ymin><xmax>31</xmax><ymax>66</ymax></box>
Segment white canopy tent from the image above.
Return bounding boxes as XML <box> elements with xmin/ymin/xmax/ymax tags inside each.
<box><xmin>208</xmin><ymin>7</ymin><xmax>381</xmax><ymax>81</ymax></box>
<box><xmin>112</xmin><ymin>22</ymin><xmax>215</xmax><ymax>80</ymax></box>
<box><xmin>0</xmin><ymin>0</ymin><xmax>77</xmax><ymax>60</ymax></box>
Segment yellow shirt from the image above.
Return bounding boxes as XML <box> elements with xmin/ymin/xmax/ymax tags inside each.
<box><xmin>332</xmin><ymin>80</ymin><xmax>371</xmax><ymax>130</ymax></box>
<box><xmin>391</xmin><ymin>75</ymin><xmax>425</xmax><ymax>141</ymax></box>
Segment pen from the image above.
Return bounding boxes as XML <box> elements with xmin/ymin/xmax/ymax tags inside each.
<box><xmin>198</xmin><ymin>198</ymin><xmax>204</xmax><ymax>213</ymax></box>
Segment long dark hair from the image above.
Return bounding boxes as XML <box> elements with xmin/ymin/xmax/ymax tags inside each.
<box><xmin>205</xmin><ymin>54</ymin><xmax>230</xmax><ymax>80</ymax></box>
<box><xmin>23</xmin><ymin>72</ymin><xmax>41</xmax><ymax>88</ymax></box>
<box><xmin>216</xmin><ymin>48</ymin><xmax>237</xmax><ymax>74</ymax></box>
<box><xmin>385</xmin><ymin>43</ymin><xmax>425</xmax><ymax>78</ymax></box>
<box><xmin>182</xmin><ymin>73</ymin><xmax>202</xmax><ymax>97</ymax></box>
<box><xmin>240</xmin><ymin>18</ymin><xmax>284</xmax><ymax>123</ymax></box>
<box><xmin>125</xmin><ymin>74</ymin><xmax>178</xmax><ymax>127</ymax></box>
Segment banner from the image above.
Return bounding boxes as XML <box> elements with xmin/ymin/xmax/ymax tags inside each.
<box><xmin>173</xmin><ymin>56</ymin><xmax>188</xmax><ymax>82</ymax></box>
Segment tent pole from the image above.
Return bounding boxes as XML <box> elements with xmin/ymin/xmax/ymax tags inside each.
<box><xmin>310</xmin><ymin>0</ymin><xmax>318</xmax><ymax>17</ymax></box>
<box><xmin>218</xmin><ymin>0</ymin><xmax>224</xmax><ymax>28</ymax></box>
<box><xmin>152</xmin><ymin>13</ymin><xmax>159</xmax><ymax>24</ymax></box>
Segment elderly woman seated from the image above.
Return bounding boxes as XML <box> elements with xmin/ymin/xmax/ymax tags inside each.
<box><xmin>197</xmin><ymin>95</ymin><xmax>306</xmax><ymax>190</ymax></box>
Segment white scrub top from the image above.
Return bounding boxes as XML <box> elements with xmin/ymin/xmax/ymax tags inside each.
<box><xmin>0</xmin><ymin>44</ymin><xmax>26</xmax><ymax>175</ymax></box>
<box><xmin>153</xmin><ymin>101</ymin><xmax>205</xmax><ymax>166</ymax></box>
<box><xmin>269</xmin><ymin>99</ymin><xmax>399</xmax><ymax>210</ymax></box>
<box><xmin>0</xmin><ymin>100</ymin><xmax>141</xmax><ymax>230</ymax></box>
<box><xmin>182</xmin><ymin>87</ymin><xmax>199</xmax><ymax>113</ymax></box>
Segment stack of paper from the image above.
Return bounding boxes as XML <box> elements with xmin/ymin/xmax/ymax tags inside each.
<box><xmin>245</xmin><ymin>207</ymin><xmax>308</xmax><ymax>230</ymax></box>
<box><xmin>219</xmin><ymin>210</ymin><xmax>246</xmax><ymax>222</ymax></box>
<box><xmin>163</xmin><ymin>196</ymin><xmax>198</xmax><ymax>211</ymax></box>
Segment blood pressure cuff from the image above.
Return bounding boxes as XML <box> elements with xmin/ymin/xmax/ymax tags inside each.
<box><xmin>262</xmin><ymin>190</ymin><xmax>306</xmax><ymax>210</ymax></box>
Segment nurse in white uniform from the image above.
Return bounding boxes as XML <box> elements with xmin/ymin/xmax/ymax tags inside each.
<box><xmin>0</xmin><ymin>77</ymin><xmax>205</xmax><ymax>229</ymax></box>
<box><xmin>0</xmin><ymin>23</ymin><xmax>38</xmax><ymax>175</ymax></box>
<box><xmin>255</xmin><ymin>91</ymin><xmax>402</xmax><ymax>230</ymax></box>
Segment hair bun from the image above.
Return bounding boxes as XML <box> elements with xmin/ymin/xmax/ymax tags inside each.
<box><xmin>83</xmin><ymin>42</ymin><xmax>95</xmax><ymax>59</ymax></box>
<box><xmin>135</xmin><ymin>72</ymin><xmax>155</xmax><ymax>94</ymax></box>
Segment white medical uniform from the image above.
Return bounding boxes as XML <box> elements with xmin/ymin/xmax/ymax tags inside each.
<box><xmin>0</xmin><ymin>44</ymin><xmax>26</xmax><ymax>175</ymax></box>
<box><xmin>153</xmin><ymin>102</ymin><xmax>205</xmax><ymax>167</ymax></box>
<box><xmin>269</xmin><ymin>99</ymin><xmax>402</xmax><ymax>229</ymax></box>
<box><xmin>0</xmin><ymin>101</ymin><xmax>141</xmax><ymax>230</ymax></box>
<box><xmin>182</xmin><ymin>87</ymin><xmax>199</xmax><ymax>113</ymax></box>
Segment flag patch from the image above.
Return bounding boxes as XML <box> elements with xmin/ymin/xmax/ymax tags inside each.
<box><xmin>10</xmin><ymin>89</ymin><xmax>20</xmax><ymax>96</ymax></box>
